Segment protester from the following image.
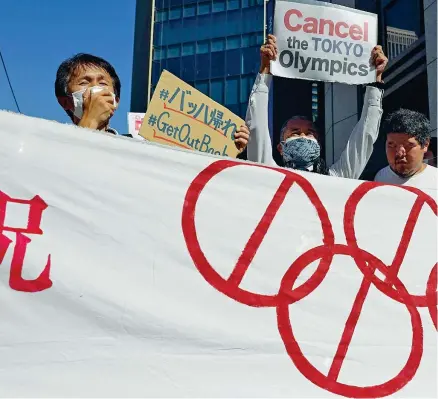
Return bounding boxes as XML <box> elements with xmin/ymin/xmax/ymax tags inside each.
<box><xmin>55</xmin><ymin>53</ymin><xmax>127</xmax><ymax>135</ymax></box>
<box><xmin>246</xmin><ymin>34</ymin><xmax>387</xmax><ymax>179</ymax></box>
<box><xmin>424</xmin><ymin>137</ymin><xmax>437</xmax><ymax>168</ymax></box>
<box><xmin>375</xmin><ymin>109</ymin><xmax>437</xmax><ymax>189</ymax></box>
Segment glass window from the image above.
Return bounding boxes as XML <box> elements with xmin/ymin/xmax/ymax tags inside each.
<box><xmin>226</xmin><ymin>9</ymin><xmax>241</xmax><ymax>35</ymax></box>
<box><xmin>213</xmin><ymin>0</ymin><xmax>226</xmax><ymax>12</ymax></box>
<box><xmin>227</xmin><ymin>0</ymin><xmax>240</xmax><ymax>10</ymax></box>
<box><xmin>240</xmin><ymin>75</ymin><xmax>252</xmax><ymax>103</ymax></box>
<box><xmin>211</xmin><ymin>12</ymin><xmax>228</xmax><ymax>36</ymax></box>
<box><xmin>170</xmin><ymin>0</ymin><xmax>183</xmax><ymax>6</ymax></box>
<box><xmin>198</xmin><ymin>1</ymin><xmax>211</xmax><ymax>15</ymax></box>
<box><xmin>242</xmin><ymin>34</ymin><xmax>251</xmax><ymax>47</ymax></box>
<box><xmin>153</xmin><ymin>48</ymin><xmax>162</xmax><ymax>61</ymax></box>
<box><xmin>167</xmin><ymin>57</ymin><xmax>181</xmax><ymax>76</ymax></box>
<box><xmin>256</xmin><ymin>32</ymin><xmax>264</xmax><ymax>46</ymax></box>
<box><xmin>168</xmin><ymin>44</ymin><xmax>181</xmax><ymax>58</ymax></box>
<box><xmin>195</xmin><ymin>81</ymin><xmax>209</xmax><ymax>96</ymax></box>
<box><xmin>152</xmin><ymin>61</ymin><xmax>162</xmax><ymax>86</ymax></box>
<box><xmin>226</xmin><ymin>49</ymin><xmax>241</xmax><ymax>76</ymax></box>
<box><xmin>226</xmin><ymin>77</ymin><xmax>239</xmax><ymax>105</ymax></box>
<box><xmin>183</xmin><ymin>17</ymin><xmax>198</xmax><ymax>42</ymax></box>
<box><xmin>211</xmin><ymin>52</ymin><xmax>225</xmax><ymax>79</ymax></box>
<box><xmin>196</xmin><ymin>53</ymin><xmax>210</xmax><ymax>80</ymax></box>
<box><xmin>183</xmin><ymin>4</ymin><xmax>196</xmax><ymax>17</ymax></box>
<box><xmin>242</xmin><ymin>0</ymin><xmax>249</xmax><ymax>8</ymax></box>
<box><xmin>156</xmin><ymin>10</ymin><xmax>168</xmax><ymax>22</ymax></box>
<box><xmin>211</xmin><ymin>79</ymin><xmax>224</xmax><ymax>104</ymax></box>
<box><xmin>182</xmin><ymin>55</ymin><xmax>196</xmax><ymax>81</ymax></box>
<box><xmin>154</xmin><ymin>23</ymin><xmax>163</xmax><ymax>45</ymax></box>
<box><xmin>182</xmin><ymin>42</ymin><xmax>195</xmax><ymax>56</ymax></box>
<box><xmin>242</xmin><ymin>47</ymin><xmax>258</xmax><ymax>74</ymax></box>
<box><xmin>227</xmin><ymin>35</ymin><xmax>240</xmax><ymax>50</ymax></box>
<box><xmin>169</xmin><ymin>7</ymin><xmax>182</xmax><ymax>20</ymax></box>
<box><xmin>197</xmin><ymin>40</ymin><xmax>210</xmax><ymax>54</ymax></box>
<box><xmin>211</xmin><ymin>38</ymin><xmax>225</xmax><ymax>52</ymax></box>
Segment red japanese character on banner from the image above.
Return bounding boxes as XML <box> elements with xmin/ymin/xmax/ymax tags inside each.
<box><xmin>0</xmin><ymin>191</ymin><xmax>52</xmax><ymax>292</ymax></box>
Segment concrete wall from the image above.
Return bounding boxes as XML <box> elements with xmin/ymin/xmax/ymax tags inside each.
<box><xmin>424</xmin><ymin>0</ymin><xmax>437</xmax><ymax>137</ymax></box>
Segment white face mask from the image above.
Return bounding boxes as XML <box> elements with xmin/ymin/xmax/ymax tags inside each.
<box><xmin>71</xmin><ymin>86</ymin><xmax>117</xmax><ymax>119</ymax></box>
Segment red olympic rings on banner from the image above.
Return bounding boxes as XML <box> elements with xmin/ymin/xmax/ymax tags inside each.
<box><xmin>181</xmin><ymin>160</ymin><xmax>437</xmax><ymax>398</ymax></box>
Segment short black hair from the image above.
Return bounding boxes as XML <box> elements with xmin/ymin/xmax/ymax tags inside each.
<box><xmin>55</xmin><ymin>53</ymin><xmax>121</xmax><ymax>99</ymax></box>
<box><xmin>383</xmin><ymin>109</ymin><xmax>431</xmax><ymax>147</ymax></box>
<box><xmin>280</xmin><ymin>116</ymin><xmax>319</xmax><ymax>142</ymax></box>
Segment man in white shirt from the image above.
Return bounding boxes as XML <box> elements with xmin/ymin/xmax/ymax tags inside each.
<box><xmin>246</xmin><ymin>35</ymin><xmax>388</xmax><ymax>179</ymax></box>
<box><xmin>375</xmin><ymin>109</ymin><xmax>437</xmax><ymax>190</ymax></box>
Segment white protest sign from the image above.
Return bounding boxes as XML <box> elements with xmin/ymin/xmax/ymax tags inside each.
<box><xmin>127</xmin><ymin>112</ymin><xmax>145</xmax><ymax>140</ymax></box>
<box><xmin>272</xmin><ymin>0</ymin><xmax>378</xmax><ymax>84</ymax></box>
<box><xmin>0</xmin><ymin>111</ymin><xmax>436</xmax><ymax>398</ymax></box>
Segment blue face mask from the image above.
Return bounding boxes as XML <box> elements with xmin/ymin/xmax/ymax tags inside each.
<box><xmin>281</xmin><ymin>137</ymin><xmax>321</xmax><ymax>170</ymax></box>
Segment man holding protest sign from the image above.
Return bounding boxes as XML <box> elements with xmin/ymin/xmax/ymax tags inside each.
<box><xmin>246</xmin><ymin>34</ymin><xmax>387</xmax><ymax>178</ymax></box>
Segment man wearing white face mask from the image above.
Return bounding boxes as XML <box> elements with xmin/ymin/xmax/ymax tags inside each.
<box><xmin>246</xmin><ymin>35</ymin><xmax>387</xmax><ymax>179</ymax></box>
<box><xmin>55</xmin><ymin>53</ymin><xmax>126</xmax><ymax>135</ymax></box>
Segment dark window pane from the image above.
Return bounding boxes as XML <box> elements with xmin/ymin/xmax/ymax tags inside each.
<box><xmin>168</xmin><ymin>44</ymin><xmax>181</xmax><ymax>58</ymax></box>
<box><xmin>242</xmin><ymin>33</ymin><xmax>251</xmax><ymax>47</ymax></box>
<box><xmin>211</xmin><ymin>52</ymin><xmax>225</xmax><ymax>78</ymax></box>
<box><xmin>256</xmin><ymin>31</ymin><xmax>264</xmax><ymax>46</ymax></box>
<box><xmin>227</xmin><ymin>0</ymin><xmax>240</xmax><ymax>10</ymax></box>
<box><xmin>153</xmin><ymin>47</ymin><xmax>163</xmax><ymax>61</ymax></box>
<box><xmin>228</xmin><ymin>103</ymin><xmax>240</xmax><ymax>116</ymax></box>
<box><xmin>213</xmin><ymin>0</ymin><xmax>225</xmax><ymax>12</ymax></box>
<box><xmin>226</xmin><ymin>9</ymin><xmax>241</xmax><ymax>35</ymax></box>
<box><xmin>167</xmin><ymin>57</ymin><xmax>181</xmax><ymax>76</ymax></box>
<box><xmin>183</xmin><ymin>4</ymin><xmax>196</xmax><ymax>17</ymax></box>
<box><xmin>227</xmin><ymin>35</ymin><xmax>240</xmax><ymax>50</ymax></box>
<box><xmin>242</xmin><ymin>46</ymin><xmax>258</xmax><ymax>74</ymax></box>
<box><xmin>211</xmin><ymin>38</ymin><xmax>225</xmax><ymax>52</ymax></box>
<box><xmin>169</xmin><ymin>7</ymin><xmax>182</xmax><ymax>20</ymax></box>
<box><xmin>195</xmin><ymin>80</ymin><xmax>209</xmax><ymax>96</ymax></box>
<box><xmin>242</xmin><ymin>0</ymin><xmax>249</xmax><ymax>8</ymax></box>
<box><xmin>170</xmin><ymin>0</ymin><xmax>183</xmax><ymax>6</ymax></box>
<box><xmin>226</xmin><ymin>77</ymin><xmax>239</xmax><ymax>105</ymax></box>
<box><xmin>197</xmin><ymin>40</ymin><xmax>210</xmax><ymax>54</ymax></box>
<box><xmin>182</xmin><ymin>42</ymin><xmax>195</xmax><ymax>55</ymax></box>
<box><xmin>156</xmin><ymin>10</ymin><xmax>168</xmax><ymax>22</ymax></box>
<box><xmin>240</xmin><ymin>75</ymin><xmax>253</xmax><ymax>103</ymax></box>
<box><xmin>211</xmin><ymin>12</ymin><xmax>227</xmax><ymax>36</ymax></box>
<box><xmin>198</xmin><ymin>1</ymin><xmax>211</xmax><ymax>15</ymax></box>
<box><xmin>154</xmin><ymin>23</ymin><xmax>163</xmax><ymax>45</ymax></box>
<box><xmin>211</xmin><ymin>79</ymin><xmax>224</xmax><ymax>104</ymax></box>
<box><xmin>183</xmin><ymin>17</ymin><xmax>198</xmax><ymax>42</ymax></box>
<box><xmin>182</xmin><ymin>55</ymin><xmax>196</xmax><ymax>81</ymax></box>
<box><xmin>152</xmin><ymin>61</ymin><xmax>162</xmax><ymax>86</ymax></box>
<box><xmin>226</xmin><ymin>48</ymin><xmax>241</xmax><ymax>76</ymax></box>
<box><xmin>196</xmin><ymin>53</ymin><xmax>210</xmax><ymax>79</ymax></box>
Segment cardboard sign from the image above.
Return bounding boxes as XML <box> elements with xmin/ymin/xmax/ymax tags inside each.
<box><xmin>0</xmin><ymin>111</ymin><xmax>436</xmax><ymax>397</ymax></box>
<box><xmin>139</xmin><ymin>70</ymin><xmax>242</xmax><ymax>157</ymax></box>
<box><xmin>272</xmin><ymin>0</ymin><xmax>378</xmax><ymax>84</ymax></box>
<box><xmin>127</xmin><ymin>112</ymin><xmax>145</xmax><ymax>140</ymax></box>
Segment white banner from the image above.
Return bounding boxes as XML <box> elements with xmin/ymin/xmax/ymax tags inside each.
<box><xmin>0</xmin><ymin>111</ymin><xmax>436</xmax><ymax>398</ymax></box>
<box><xmin>272</xmin><ymin>0</ymin><xmax>378</xmax><ymax>84</ymax></box>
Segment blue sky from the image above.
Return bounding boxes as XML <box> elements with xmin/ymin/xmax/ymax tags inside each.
<box><xmin>0</xmin><ymin>0</ymin><xmax>136</xmax><ymax>133</ymax></box>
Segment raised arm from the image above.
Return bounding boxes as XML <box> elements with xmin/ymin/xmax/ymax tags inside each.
<box><xmin>245</xmin><ymin>34</ymin><xmax>278</xmax><ymax>167</ymax></box>
<box><xmin>329</xmin><ymin>46</ymin><xmax>388</xmax><ymax>179</ymax></box>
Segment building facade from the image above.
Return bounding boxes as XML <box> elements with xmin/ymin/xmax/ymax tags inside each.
<box><xmin>131</xmin><ymin>0</ymin><xmax>266</xmax><ymax>119</ymax></box>
<box><xmin>325</xmin><ymin>0</ymin><xmax>436</xmax><ymax>179</ymax></box>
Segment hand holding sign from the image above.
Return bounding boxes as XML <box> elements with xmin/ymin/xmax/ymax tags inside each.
<box><xmin>372</xmin><ymin>45</ymin><xmax>388</xmax><ymax>82</ymax></box>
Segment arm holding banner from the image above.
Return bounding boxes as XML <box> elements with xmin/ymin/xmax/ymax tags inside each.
<box><xmin>245</xmin><ymin>74</ymin><xmax>278</xmax><ymax>167</ymax></box>
<box><xmin>328</xmin><ymin>85</ymin><xmax>383</xmax><ymax>179</ymax></box>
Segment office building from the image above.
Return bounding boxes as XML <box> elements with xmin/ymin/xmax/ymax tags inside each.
<box><xmin>386</xmin><ymin>26</ymin><xmax>419</xmax><ymax>60</ymax></box>
<box><xmin>131</xmin><ymin>0</ymin><xmax>266</xmax><ymax>119</ymax></box>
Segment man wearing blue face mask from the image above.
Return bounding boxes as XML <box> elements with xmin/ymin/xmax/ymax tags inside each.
<box><xmin>55</xmin><ymin>54</ymin><xmax>130</xmax><ymax>136</ymax></box>
<box><xmin>246</xmin><ymin>35</ymin><xmax>388</xmax><ymax>179</ymax></box>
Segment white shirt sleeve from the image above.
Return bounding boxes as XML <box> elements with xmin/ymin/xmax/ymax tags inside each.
<box><xmin>329</xmin><ymin>86</ymin><xmax>383</xmax><ymax>179</ymax></box>
<box><xmin>245</xmin><ymin>73</ymin><xmax>278</xmax><ymax>167</ymax></box>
